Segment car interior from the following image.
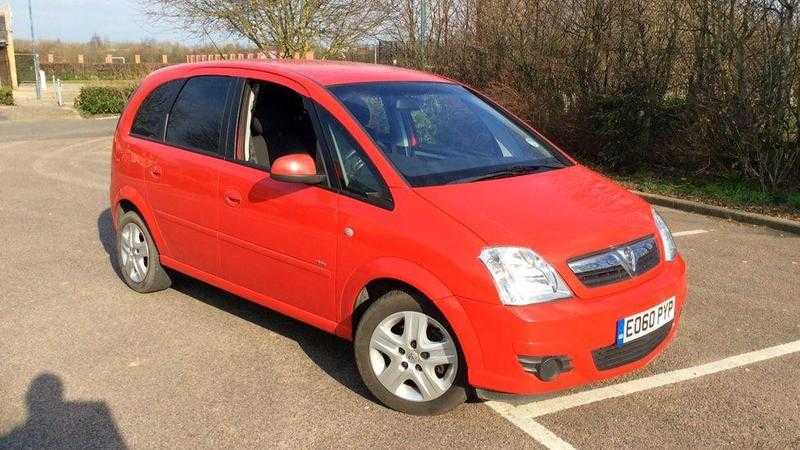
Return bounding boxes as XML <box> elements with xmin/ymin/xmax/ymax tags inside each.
<box><xmin>331</xmin><ymin>84</ymin><xmax>563</xmax><ymax>186</ymax></box>
<box><xmin>238</xmin><ymin>81</ymin><xmax>323</xmax><ymax>172</ymax></box>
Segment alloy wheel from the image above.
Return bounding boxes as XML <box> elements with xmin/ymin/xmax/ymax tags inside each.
<box><xmin>368</xmin><ymin>311</ymin><xmax>459</xmax><ymax>402</ymax></box>
<box><xmin>120</xmin><ymin>222</ymin><xmax>149</xmax><ymax>283</ymax></box>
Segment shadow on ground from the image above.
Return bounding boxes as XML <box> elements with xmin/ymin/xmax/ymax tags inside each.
<box><xmin>97</xmin><ymin>208</ymin><xmax>372</xmax><ymax>402</ymax></box>
<box><xmin>0</xmin><ymin>373</ymin><xmax>127</xmax><ymax>449</ymax></box>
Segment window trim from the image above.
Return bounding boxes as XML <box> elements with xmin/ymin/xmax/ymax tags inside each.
<box><xmin>310</xmin><ymin>101</ymin><xmax>395</xmax><ymax>211</ymax></box>
<box><xmin>223</xmin><ymin>77</ymin><xmax>246</xmax><ymax>161</ymax></box>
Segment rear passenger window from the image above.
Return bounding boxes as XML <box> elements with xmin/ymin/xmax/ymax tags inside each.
<box><xmin>165</xmin><ymin>76</ymin><xmax>235</xmax><ymax>155</ymax></box>
<box><xmin>131</xmin><ymin>79</ymin><xmax>184</xmax><ymax>140</ymax></box>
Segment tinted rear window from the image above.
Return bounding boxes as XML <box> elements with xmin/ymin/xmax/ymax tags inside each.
<box><xmin>131</xmin><ymin>79</ymin><xmax>184</xmax><ymax>140</ymax></box>
<box><xmin>165</xmin><ymin>76</ymin><xmax>235</xmax><ymax>155</ymax></box>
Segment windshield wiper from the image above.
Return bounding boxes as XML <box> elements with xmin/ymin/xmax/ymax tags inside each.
<box><xmin>450</xmin><ymin>163</ymin><xmax>564</xmax><ymax>184</ymax></box>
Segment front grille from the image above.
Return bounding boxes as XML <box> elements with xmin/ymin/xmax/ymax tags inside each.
<box><xmin>574</xmin><ymin>265</ymin><xmax>629</xmax><ymax>287</ymax></box>
<box><xmin>592</xmin><ymin>320</ymin><xmax>673</xmax><ymax>370</ymax></box>
<box><xmin>568</xmin><ymin>235</ymin><xmax>660</xmax><ymax>288</ymax></box>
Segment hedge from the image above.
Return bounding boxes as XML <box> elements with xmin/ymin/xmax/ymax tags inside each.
<box><xmin>0</xmin><ymin>87</ymin><xmax>13</xmax><ymax>106</ymax></box>
<box><xmin>40</xmin><ymin>63</ymin><xmax>167</xmax><ymax>82</ymax></box>
<box><xmin>74</xmin><ymin>85</ymin><xmax>136</xmax><ymax>115</ymax></box>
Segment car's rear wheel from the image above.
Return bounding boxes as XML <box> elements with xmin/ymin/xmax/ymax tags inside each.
<box><xmin>354</xmin><ymin>290</ymin><xmax>467</xmax><ymax>415</ymax></box>
<box><xmin>116</xmin><ymin>210</ymin><xmax>171</xmax><ymax>293</ymax></box>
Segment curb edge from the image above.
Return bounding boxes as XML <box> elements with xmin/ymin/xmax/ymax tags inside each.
<box><xmin>633</xmin><ymin>190</ymin><xmax>800</xmax><ymax>235</ymax></box>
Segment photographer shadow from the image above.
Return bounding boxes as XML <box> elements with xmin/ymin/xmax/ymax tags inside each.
<box><xmin>0</xmin><ymin>373</ymin><xmax>127</xmax><ymax>449</ymax></box>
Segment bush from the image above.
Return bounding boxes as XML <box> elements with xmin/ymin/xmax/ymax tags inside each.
<box><xmin>789</xmin><ymin>192</ymin><xmax>800</xmax><ymax>210</ymax></box>
<box><xmin>74</xmin><ymin>85</ymin><xmax>136</xmax><ymax>115</ymax></box>
<box><xmin>0</xmin><ymin>87</ymin><xmax>13</xmax><ymax>106</ymax></box>
<box><xmin>41</xmin><ymin>63</ymin><xmax>166</xmax><ymax>81</ymax></box>
<box><xmin>572</xmin><ymin>90</ymin><xmax>687</xmax><ymax>173</ymax></box>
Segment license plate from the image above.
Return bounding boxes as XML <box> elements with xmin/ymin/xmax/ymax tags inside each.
<box><xmin>615</xmin><ymin>297</ymin><xmax>676</xmax><ymax>348</ymax></box>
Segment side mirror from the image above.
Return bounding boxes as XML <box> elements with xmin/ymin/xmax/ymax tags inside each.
<box><xmin>270</xmin><ymin>153</ymin><xmax>325</xmax><ymax>185</ymax></box>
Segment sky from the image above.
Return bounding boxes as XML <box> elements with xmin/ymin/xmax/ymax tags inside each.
<box><xmin>4</xmin><ymin>0</ymin><xmax>198</xmax><ymax>44</ymax></box>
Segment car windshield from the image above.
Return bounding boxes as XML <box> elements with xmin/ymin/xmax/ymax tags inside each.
<box><xmin>328</xmin><ymin>82</ymin><xmax>569</xmax><ymax>187</ymax></box>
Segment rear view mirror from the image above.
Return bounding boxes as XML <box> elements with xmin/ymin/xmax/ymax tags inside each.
<box><xmin>270</xmin><ymin>153</ymin><xmax>325</xmax><ymax>185</ymax></box>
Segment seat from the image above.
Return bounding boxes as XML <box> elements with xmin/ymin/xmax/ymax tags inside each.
<box><xmin>249</xmin><ymin>117</ymin><xmax>270</xmax><ymax>168</ymax></box>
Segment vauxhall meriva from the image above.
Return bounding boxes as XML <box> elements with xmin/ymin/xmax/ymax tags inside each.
<box><xmin>110</xmin><ymin>60</ymin><xmax>686</xmax><ymax>415</ymax></box>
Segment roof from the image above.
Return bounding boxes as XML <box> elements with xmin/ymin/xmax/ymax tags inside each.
<box><xmin>167</xmin><ymin>59</ymin><xmax>450</xmax><ymax>86</ymax></box>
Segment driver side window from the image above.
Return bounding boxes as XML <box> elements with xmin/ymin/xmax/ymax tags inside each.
<box><xmin>317</xmin><ymin>108</ymin><xmax>392</xmax><ymax>209</ymax></box>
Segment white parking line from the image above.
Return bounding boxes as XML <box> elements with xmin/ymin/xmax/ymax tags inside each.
<box><xmin>487</xmin><ymin>402</ymin><xmax>576</xmax><ymax>449</ymax></box>
<box><xmin>673</xmin><ymin>229</ymin><xmax>709</xmax><ymax>237</ymax></box>
<box><xmin>492</xmin><ymin>339</ymin><xmax>800</xmax><ymax>426</ymax></box>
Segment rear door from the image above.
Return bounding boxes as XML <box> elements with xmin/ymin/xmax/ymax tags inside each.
<box><xmin>144</xmin><ymin>75</ymin><xmax>238</xmax><ymax>276</ymax></box>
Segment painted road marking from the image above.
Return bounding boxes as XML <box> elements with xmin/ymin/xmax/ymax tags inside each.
<box><xmin>492</xmin><ymin>339</ymin><xmax>800</xmax><ymax>422</ymax></box>
<box><xmin>673</xmin><ymin>229</ymin><xmax>709</xmax><ymax>237</ymax></box>
<box><xmin>487</xmin><ymin>402</ymin><xmax>576</xmax><ymax>450</ymax></box>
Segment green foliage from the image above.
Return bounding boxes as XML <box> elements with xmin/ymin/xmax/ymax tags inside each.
<box><xmin>623</xmin><ymin>172</ymin><xmax>798</xmax><ymax>211</ymax></box>
<box><xmin>789</xmin><ymin>192</ymin><xmax>800</xmax><ymax>210</ymax></box>
<box><xmin>0</xmin><ymin>87</ymin><xmax>13</xmax><ymax>106</ymax></box>
<box><xmin>41</xmin><ymin>63</ymin><xmax>163</xmax><ymax>82</ymax></box>
<box><xmin>74</xmin><ymin>85</ymin><xmax>136</xmax><ymax>115</ymax></box>
<box><xmin>582</xmin><ymin>89</ymin><xmax>687</xmax><ymax>171</ymax></box>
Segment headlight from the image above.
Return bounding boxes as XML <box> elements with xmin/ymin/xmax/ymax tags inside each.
<box><xmin>479</xmin><ymin>247</ymin><xmax>573</xmax><ymax>306</ymax></box>
<box><xmin>652</xmin><ymin>208</ymin><xmax>678</xmax><ymax>261</ymax></box>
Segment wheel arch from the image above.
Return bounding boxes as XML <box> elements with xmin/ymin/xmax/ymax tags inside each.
<box><xmin>113</xmin><ymin>186</ymin><xmax>169</xmax><ymax>256</ymax></box>
<box><xmin>336</xmin><ymin>258</ymin><xmax>485</xmax><ymax>377</ymax></box>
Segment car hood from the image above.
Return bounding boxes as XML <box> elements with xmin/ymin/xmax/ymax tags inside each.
<box><xmin>414</xmin><ymin>165</ymin><xmax>656</xmax><ymax>267</ymax></box>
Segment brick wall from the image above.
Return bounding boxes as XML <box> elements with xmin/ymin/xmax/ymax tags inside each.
<box><xmin>0</xmin><ymin>7</ymin><xmax>18</xmax><ymax>89</ymax></box>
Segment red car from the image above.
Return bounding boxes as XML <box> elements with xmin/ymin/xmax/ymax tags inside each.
<box><xmin>110</xmin><ymin>60</ymin><xmax>686</xmax><ymax>415</ymax></box>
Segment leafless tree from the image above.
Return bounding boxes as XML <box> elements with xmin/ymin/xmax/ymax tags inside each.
<box><xmin>141</xmin><ymin>0</ymin><xmax>800</xmax><ymax>192</ymax></box>
<box><xmin>380</xmin><ymin>0</ymin><xmax>800</xmax><ymax>192</ymax></box>
<box><xmin>141</xmin><ymin>0</ymin><xmax>394</xmax><ymax>58</ymax></box>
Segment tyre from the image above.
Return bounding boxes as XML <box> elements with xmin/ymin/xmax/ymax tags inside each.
<box><xmin>354</xmin><ymin>290</ymin><xmax>467</xmax><ymax>415</ymax></box>
<box><xmin>116</xmin><ymin>210</ymin><xmax>171</xmax><ymax>293</ymax></box>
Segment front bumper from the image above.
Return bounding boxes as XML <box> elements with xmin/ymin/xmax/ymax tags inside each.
<box><xmin>459</xmin><ymin>258</ymin><xmax>687</xmax><ymax>395</ymax></box>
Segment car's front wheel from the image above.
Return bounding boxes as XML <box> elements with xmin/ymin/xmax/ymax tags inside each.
<box><xmin>354</xmin><ymin>290</ymin><xmax>467</xmax><ymax>415</ymax></box>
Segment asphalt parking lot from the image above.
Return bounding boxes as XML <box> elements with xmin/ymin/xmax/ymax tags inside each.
<box><xmin>1</xmin><ymin>118</ymin><xmax>799</xmax><ymax>449</ymax></box>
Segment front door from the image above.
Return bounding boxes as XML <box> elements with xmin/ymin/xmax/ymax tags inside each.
<box><xmin>218</xmin><ymin>164</ymin><xmax>339</xmax><ymax>321</ymax></box>
<box><xmin>217</xmin><ymin>78</ymin><xmax>339</xmax><ymax>321</ymax></box>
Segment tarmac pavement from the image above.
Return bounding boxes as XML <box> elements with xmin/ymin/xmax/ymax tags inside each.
<box><xmin>1</xmin><ymin>119</ymin><xmax>798</xmax><ymax>449</ymax></box>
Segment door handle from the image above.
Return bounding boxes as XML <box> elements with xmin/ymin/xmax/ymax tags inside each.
<box><xmin>149</xmin><ymin>166</ymin><xmax>162</xmax><ymax>179</ymax></box>
<box><xmin>224</xmin><ymin>189</ymin><xmax>242</xmax><ymax>207</ymax></box>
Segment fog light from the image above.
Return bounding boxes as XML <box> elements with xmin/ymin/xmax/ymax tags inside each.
<box><xmin>517</xmin><ymin>355</ymin><xmax>572</xmax><ymax>381</ymax></box>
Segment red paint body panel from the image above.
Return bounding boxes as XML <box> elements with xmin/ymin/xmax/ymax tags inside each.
<box><xmin>110</xmin><ymin>61</ymin><xmax>688</xmax><ymax>397</ymax></box>
<box><xmin>415</xmin><ymin>165</ymin><xmax>662</xmax><ymax>300</ymax></box>
<box><xmin>216</xmin><ymin>161</ymin><xmax>339</xmax><ymax>321</ymax></box>
<box><xmin>463</xmin><ymin>257</ymin><xmax>686</xmax><ymax>394</ymax></box>
<box><xmin>142</xmin><ymin>139</ymin><xmax>222</xmax><ymax>276</ymax></box>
